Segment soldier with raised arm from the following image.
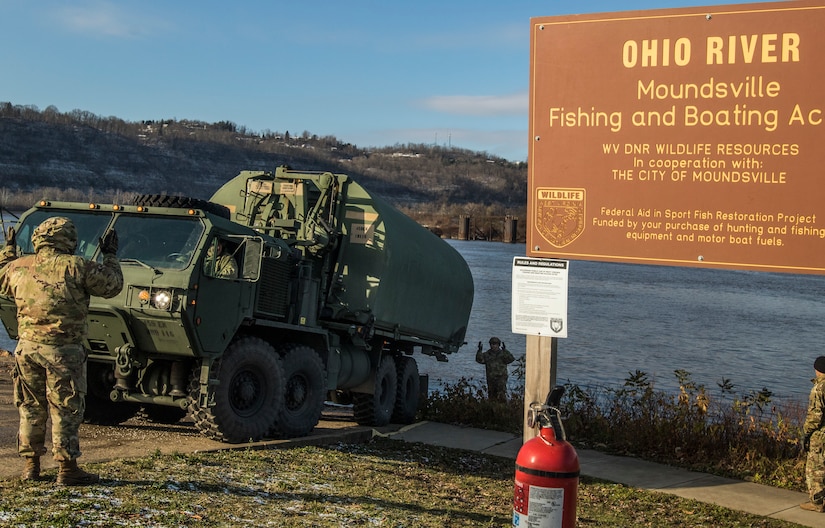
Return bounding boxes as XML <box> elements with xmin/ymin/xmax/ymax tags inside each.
<box><xmin>0</xmin><ymin>217</ymin><xmax>123</xmax><ymax>485</ymax></box>
<box><xmin>475</xmin><ymin>336</ymin><xmax>515</xmax><ymax>401</ymax></box>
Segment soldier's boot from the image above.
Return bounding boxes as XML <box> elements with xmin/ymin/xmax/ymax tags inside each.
<box><xmin>57</xmin><ymin>459</ymin><xmax>99</xmax><ymax>486</ymax></box>
<box><xmin>800</xmin><ymin>502</ymin><xmax>825</xmax><ymax>513</ymax></box>
<box><xmin>21</xmin><ymin>456</ymin><xmax>42</xmax><ymax>481</ymax></box>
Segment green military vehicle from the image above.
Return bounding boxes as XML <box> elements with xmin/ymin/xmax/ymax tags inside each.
<box><xmin>0</xmin><ymin>166</ymin><xmax>474</xmax><ymax>442</ymax></box>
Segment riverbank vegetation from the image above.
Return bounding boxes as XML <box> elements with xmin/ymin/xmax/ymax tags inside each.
<box><xmin>421</xmin><ymin>368</ymin><xmax>807</xmax><ymax>492</ymax></box>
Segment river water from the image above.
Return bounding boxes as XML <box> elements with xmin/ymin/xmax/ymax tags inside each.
<box><xmin>0</xmin><ymin>237</ymin><xmax>821</xmax><ymax>403</ymax></box>
<box><xmin>421</xmin><ymin>239</ymin><xmax>825</xmax><ymax>404</ymax></box>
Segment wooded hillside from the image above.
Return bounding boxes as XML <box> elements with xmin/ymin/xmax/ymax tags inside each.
<box><xmin>0</xmin><ymin>102</ymin><xmax>528</xmax><ymax>240</ymax></box>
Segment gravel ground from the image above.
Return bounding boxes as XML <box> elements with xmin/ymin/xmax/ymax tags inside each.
<box><xmin>0</xmin><ymin>352</ymin><xmax>374</xmax><ymax>481</ymax></box>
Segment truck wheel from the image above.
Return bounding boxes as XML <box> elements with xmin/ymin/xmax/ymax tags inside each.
<box><xmin>190</xmin><ymin>336</ymin><xmax>285</xmax><ymax>443</ymax></box>
<box><xmin>392</xmin><ymin>356</ymin><xmax>420</xmax><ymax>424</ymax></box>
<box><xmin>83</xmin><ymin>363</ymin><xmax>140</xmax><ymax>425</ymax></box>
<box><xmin>353</xmin><ymin>355</ymin><xmax>397</xmax><ymax>426</ymax></box>
<box><xmin>271</xmin><ymin>344</ymin><xmax>326</xmax><ymax>438</ymax></box>
<box><xmin>130</xmin><ymin>194</ymin><xmax>231</xmax><ymax>219</ymax></box>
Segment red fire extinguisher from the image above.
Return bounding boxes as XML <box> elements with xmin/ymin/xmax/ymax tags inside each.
<box><xmin>513</xmin><ymin>386</ymin><xmax>579</xmax><ymax>528</ymax></box>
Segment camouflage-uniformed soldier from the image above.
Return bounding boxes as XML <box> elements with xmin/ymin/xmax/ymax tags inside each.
<box><xmin>205</xmin><ymin>239</ymin><xmax>238</xmax><ymax>279</ymax></box>
<box><xmin>475</xmin><ymin>337</ymin><xmax>515</xmax><ymax>400</ymax></box>
<box><xmin>0</xmin><ymin>217</ymin><xmax>123</xmax><ymax>485</ymax></box>
<box><xmin>802</xmin><ymin>356</ymin><xmax>825</xmax><ymax>513</ymax></box>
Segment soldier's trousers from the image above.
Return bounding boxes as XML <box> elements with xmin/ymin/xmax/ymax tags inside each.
<box><xmin>807</xmin><ymin>433</ymin><xmax>825</xmax><ymax>505</ymax></box>
<box><xmin>12</xmin><ymin>340</ymin><xmax>87</xmax><ymax>461</ymax></box>
<box><xmin>487</xmin><ymin>377</ymin><xmax>508</xmax><ymax>401</ymax></box>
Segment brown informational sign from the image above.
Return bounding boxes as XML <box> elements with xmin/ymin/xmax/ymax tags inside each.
<box><xmin>528</xmin><ymin>1</ymin><xmax>825</xmax><ymax>274</ymax></box>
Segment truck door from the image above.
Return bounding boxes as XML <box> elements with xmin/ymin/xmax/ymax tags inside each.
<box><xmin>194</xmin><ymin>236</ymin><xmax>261</xmax><ymax>353</ymax></box>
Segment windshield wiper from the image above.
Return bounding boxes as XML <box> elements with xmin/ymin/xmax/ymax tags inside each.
<box><xmin>120</xmin><ymin>258</ymin><xmax>163</xmax><ymax>275</ymax></box>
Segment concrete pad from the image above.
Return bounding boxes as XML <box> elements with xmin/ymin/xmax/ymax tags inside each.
<box><xmin>576</xmin><ymin>448</ymin><xmax>823</xmax><ymax>528</ymax></box>
<box><xmin>663</xmin><ymin>476</ymin><xmax>805</xmax><ymax>515</ymax></box>
<box><xmin>483</xmin><ymin>437</ymin><xmax>522</xmax><ymax>459</ymax></box>
<box><xmin>772</xmin><ymin>504</ymin><xmax>825</xmax><ymax>527</ymax></box>
<box><xmin>577</xmin><ymin>449</ymin><xmax>708</xmax><ymax>489</ymax></box>
<box><xmin>385</xmin><ymin>421</ymin><xmax>519</xmax><ymax>453</ymax></box>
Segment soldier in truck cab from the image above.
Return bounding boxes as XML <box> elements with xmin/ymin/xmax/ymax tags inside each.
<box><xmin>205</xmin><ymin>238</ymin><xmax>238</xmax><ymax>279</ymax></box>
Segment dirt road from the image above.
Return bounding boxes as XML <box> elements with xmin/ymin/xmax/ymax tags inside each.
<box><xmin>0</xmin><ymin>354</ymin><xmax>376</xmax><ymax>481</ymax></box>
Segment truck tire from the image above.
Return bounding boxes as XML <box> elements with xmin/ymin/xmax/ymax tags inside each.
<box><xmin>83</xmin><ymin>362</ymin><xmax>140</xmax><ymax>425</ymax></box>
<box><xmin>353</xmin><ymin>355</ymin><xmax>397</xmax><ymax>426</ymax></box>
<box><xmin>272</xmin><ymin>344</ymin><xmax>326</xmax><ymax>438</ymax></box>
<box><xmin>130</xmin><ymin>194</ymin><xmax>231</xmax><ymax>219</ymax></box>
<box><xmin>190</xmin><ymin>336</ymin><xmax>285</xmax><ymax>443</ymax></box>
<box><xmin>391</xmin><ymin>356</ymin><xmax>420</xmax><ymax>424</ymax></box>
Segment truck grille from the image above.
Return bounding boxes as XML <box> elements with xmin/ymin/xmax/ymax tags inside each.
<box><xmin>256</xmin><ymin>257</ymin><xmax>291</xmax><ymax>318</ymax></box>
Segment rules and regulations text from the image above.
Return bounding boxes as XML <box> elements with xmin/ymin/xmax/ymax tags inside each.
<box><xmin>511</xmin><ymin>257</ymin><xmax>568</xmax><ymax>338</ymax></box>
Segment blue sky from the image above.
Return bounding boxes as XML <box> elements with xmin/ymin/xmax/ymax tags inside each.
<box><xmin>1</xmin><ymin>0</ymin><xmax>757</xmax><ymax>162</ymax></box>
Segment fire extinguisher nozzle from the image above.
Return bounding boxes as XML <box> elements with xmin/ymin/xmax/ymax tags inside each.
<box><xmin>546</xmin><ymin>386</ymin><xmax>565</xmax><ymax>407</ymax></box>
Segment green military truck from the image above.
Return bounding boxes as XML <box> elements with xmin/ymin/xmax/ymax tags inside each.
<box><xmin>0</xmin><ymin>166</ymin><xmax>474</xmax><ymax>442</ymax></box>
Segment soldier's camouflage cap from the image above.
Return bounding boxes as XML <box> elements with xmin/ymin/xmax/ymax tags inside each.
<box><xmin>32</xmin><ymin>216</ymin><xmax>78</xmax><ymax>254</ymax></box>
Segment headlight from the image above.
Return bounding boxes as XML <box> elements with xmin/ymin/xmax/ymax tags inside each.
<box><xmin>137</xmin><ymin>288</ymin><xmax>178</xmax><ymax>311</ymax></box>
<box><xmin>152</xmin><ymin>290</ymin><xmax>173</xmax><ymax>311</ymax></box>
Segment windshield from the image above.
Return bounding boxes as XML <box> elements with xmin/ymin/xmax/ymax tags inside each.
<box><xmin>16</xmin><ymin>210</ymin><xmax>112</xmax><ymax>259</ymax></box>
<box><xmin>114</xmin><ymin>215</ymin><xmax>204</xmax><ymax>270</ymax></box>
<box><xmin>15</xmin><ymin>211</ymin><xmax>205</xmax><ymax>270</ymax></box>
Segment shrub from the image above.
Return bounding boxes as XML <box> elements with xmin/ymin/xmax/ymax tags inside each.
<box><xmin>419</xmin><ymin>377</ymin><xmax>523</xmax><ymax>435</ymax></box>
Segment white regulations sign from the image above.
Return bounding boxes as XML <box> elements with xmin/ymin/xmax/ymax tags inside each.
<box><xmin>511</xmin><ymin>257</ymin><xmax>569</xmax><ymax>338</ymax></box>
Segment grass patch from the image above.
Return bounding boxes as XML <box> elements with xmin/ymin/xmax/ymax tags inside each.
<box><xmin>0</xmin><ymin>439</ymin><xmax>804</xmax><ymax>527</ymax></box>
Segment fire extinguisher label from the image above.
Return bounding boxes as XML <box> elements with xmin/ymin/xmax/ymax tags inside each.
<box><xmin>512</xmin><ymin>485</ymin><xmax>564</xmax><ymax>528</ymax></box>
